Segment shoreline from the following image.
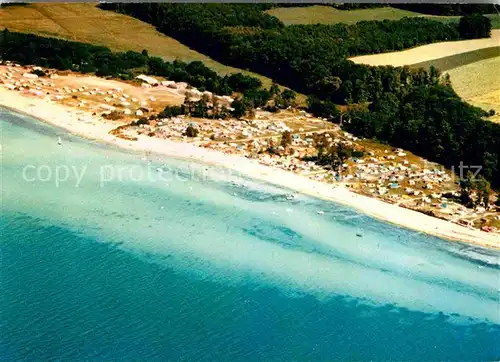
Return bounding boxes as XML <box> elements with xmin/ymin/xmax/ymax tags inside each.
<box><xmin>1</xmin><ymin>88</ymin><xmax>499</xmax><ymax>250</ymax></box>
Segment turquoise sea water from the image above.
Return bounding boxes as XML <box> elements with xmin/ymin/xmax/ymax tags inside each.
<box><xmin>1</xmin><ymin>108</ymin><xmax>499</xmax><ymax>360</ymax></box>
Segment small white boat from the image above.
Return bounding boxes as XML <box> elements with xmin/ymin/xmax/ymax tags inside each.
<box><xmin>316</xmin><ymin>210</ymin><xmax>325</xmax><ymax>215</ymax></box>
<box><xmin>356</xmin><ymin>229</ymin><xmax>363</xmax><ymax>237</ymax></box>
<box><xmin>57</xmin><ymin>136</ymin><xmax>62</xmax><ymax>145</ymax></box>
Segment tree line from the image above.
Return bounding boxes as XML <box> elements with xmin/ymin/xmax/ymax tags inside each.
<box><xmin>0</xmin><ymin>29</ymin><xmax>266</xmax><ymax>97</ymax></box>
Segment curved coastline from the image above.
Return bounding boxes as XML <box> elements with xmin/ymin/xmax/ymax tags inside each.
<box><xmin>1</xmin><ymin>88</ymin><xmax>499</xmax><ymax>249</ymax></box>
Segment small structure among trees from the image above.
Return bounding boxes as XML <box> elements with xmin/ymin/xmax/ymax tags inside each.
<box><xmin>459</xmin><ymin>171</ymin><xmax>491</xmax><ymax>209</ymax></box>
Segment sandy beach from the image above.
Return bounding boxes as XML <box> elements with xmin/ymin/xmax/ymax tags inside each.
<box><xmin>1</xmin><ymin>87</ymin><xmax>499</xmax><ymax>249</ymax></box>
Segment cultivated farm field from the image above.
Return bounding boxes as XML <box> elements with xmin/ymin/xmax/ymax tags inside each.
<box><xmin>265</xmin><ymin>5</ymin><xmax>500</xmax><ymax>27</ymax></box>
<box><xmin>446</xmin><ymin>57</ymin><xmax>500</xmax><ymax>123</ymax></box>
<box><xmin>348</xmin><ymin>30</ymin><xmax>500</xmax><ymax>67</ymax></box>
<box><xmin>410</xmin><ymin>47</ymin><xmax>500</xmax><ymax>72</ymax></box>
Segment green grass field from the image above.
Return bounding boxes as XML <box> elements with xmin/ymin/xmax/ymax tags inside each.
<box><xmin>265</xmin><ymin>5</ymin><xmax>500</xmax><ymax>28</ymax></box>
<box><xmin>0</xmin><ymin>3</ymin><xmax>306</xmax><ymax>100</ymax></box>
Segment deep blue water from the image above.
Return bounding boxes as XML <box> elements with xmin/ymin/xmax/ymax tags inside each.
<box><xmin>1</xmin><ymin>108</ymin><xmax>499</xmax><ymax>360</ymax></box>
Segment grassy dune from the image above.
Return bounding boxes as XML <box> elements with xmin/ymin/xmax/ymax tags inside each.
<box><xmin>0</xmin><ymin>3</ymin><xmax>280</xmax><ymax>90</ymax></box>
<box><xmin>265</xmin><ymin>5</ymin><xmax>500</xmax><ymax>28</ymax></box>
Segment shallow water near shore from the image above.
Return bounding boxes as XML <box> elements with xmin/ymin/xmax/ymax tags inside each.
<box><xmin>1</xmin><ymin>109</ymin><xmax>499</xmax><ymax>360</ymax></box>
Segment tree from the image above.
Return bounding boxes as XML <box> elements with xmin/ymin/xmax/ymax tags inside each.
<box><xmin>280</xmin><ymin>130</ymin><xmax>292</xmax><ymax>148</ymax></box>
<box><xmin>458</xmin><ymin>14</ymin><xmax>491</xmax><ymax>39</ymax></box>
<box><xmin>331</xmin><ymin>142</ymin><xmax>352</xmax><ymax>174</ymax></box>
<box><xmin>231</xmin><ymin>98</ymin><xmax>247</xmax><ymax>118</ymax></box>
<box><xmin>200</xmin><ymin>93</ymin><xmax>210</xmax><ymax>104</ymax></box>
<box><xmin>315</xmin><ymin>75</ymin><xmax>342</xmax><ymax>98</ymax></box>
<box><xmin>281</xmin><ymin>89</ymin><xmax>297</xmax><ymax>108</ymax></box>
<box><xmin>429</xmin><ymin>65</ymin><xmax>441</xmax><ymax>84</ymax></box>
<box><xmin>212</xmin><ymin>95</ymin><xmax>219</xmax><ymax>119</ymax></box>
<box><xmin>315</xmin><ymin>135</ymin><xmax>328</xmax><ymax>163</ymax></box>
<box><xmin>459</xmin><ymin>171</ymin><xmax>474</xmax><ymax>207</ymax></box>
<box><xmin>475</xmin><ymin>175</ymin><xmax>490</xmax><ymax>208</ymax></box>
<box><xmin>307</xmin><ymin>97</ymin><xmax>340</xmax><ymax>121</ymax></box>
<box><xmin>193</xmin><ymin>99</ymin><xmax>209</xmax><ymax>118</ymax></box>
<box><xmin>184</xmin><ymin>91</ymin><xmax>194</xmax><ymax>115</ymax></box>
<box><xmin>270</xmin><ymin>82</ymin><xmax>280</xmax><ymax>96</ymax></box>
<box><xmin>184</xmin><ymin>125</ymin><xmax>199</xmax><ymax>137</ymax></box>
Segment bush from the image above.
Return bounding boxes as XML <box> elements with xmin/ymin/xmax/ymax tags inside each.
<box><xmin>102</xmin><ymin>111</ymin><xmax>123</xmax><ymax>120</ymax></box>
<box><xmin>133</xmin><ymin>117</ymin><xmax>149</xmax><ymax>126</ymax></box>
<box><xmin>352</xmin><ymin>150</ymin><xmax>365</xmax><ymax>158</ymax></box>
<box><xmin>31</xmin><ymin>69</ymin><xmax>46</xmax><ymax>77</ymax></box>
<box><xmin>282</xmin><ymin>89</ymin><xmax>297</xmax><ymax>101</ymax></box>
<box><xmin>158</xmin><ymin>105</ymin><xmax>186</xmax><ymax>118</ymax></box>
<box><xmin>488</xmin><ymin>109</ymin><xmax>496</xmax><ymax>117</ymax></box>
<box><xmin>185</xmin><ymin>125</ymin><xmax>199</xmax><ymax>137</ymax></box>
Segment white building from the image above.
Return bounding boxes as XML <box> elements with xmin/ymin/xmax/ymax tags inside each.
<box><xmin>136</xmin><ymin>74</ymin><xmax>159</xmax><ymax>85</ymax></box>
